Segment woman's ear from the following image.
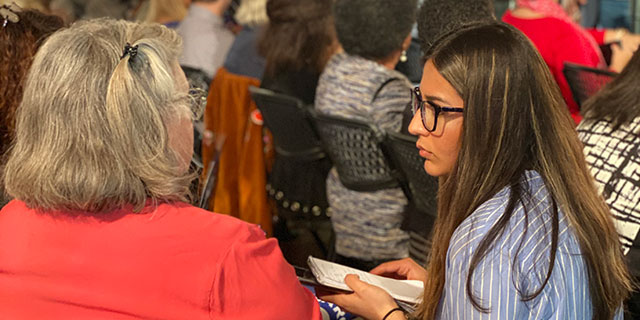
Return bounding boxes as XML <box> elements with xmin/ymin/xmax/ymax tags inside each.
<box><xmin>402</xmin><ymin>33</ymin><xmax>412</xmax><ymax>51</ymax></box>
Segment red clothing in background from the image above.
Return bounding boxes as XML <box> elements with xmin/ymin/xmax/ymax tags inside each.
<box><xmin>0</xmin><ymin>200</ymin><xmax>320</xmax><ymax>320</ymax></box>
<box><xmin>503</xmin><ymin>11</ymin><xmax>605</xmax><ymax>124</ymax></box>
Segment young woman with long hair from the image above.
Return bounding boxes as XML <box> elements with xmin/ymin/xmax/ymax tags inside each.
<box><xmin>319</xmin><ymin>22</ymin><xmax>631</xmax><ymax>320</ymax></box>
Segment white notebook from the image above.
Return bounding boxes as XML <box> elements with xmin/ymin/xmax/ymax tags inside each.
<box><xmin>307</xmin><ymin>256</ymin><xmax>424</xmax><ymax>306</ymax></box>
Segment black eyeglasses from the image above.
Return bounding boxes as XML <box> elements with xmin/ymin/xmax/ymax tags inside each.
<box><xmin>411</xmin><ymin>86</ymin><xmax>463</xmax><ymax>132</ymax></box>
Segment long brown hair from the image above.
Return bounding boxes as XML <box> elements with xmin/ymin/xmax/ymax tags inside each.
<box><xmin>258</xmin><ymin>0</ymin><xmax>335</xmax><ymax>76</ymax></box>
<box><xmin>0</xmin><ymin>8</ymin><xmax>64</xmax><ymax>157</ymax></box>
<box><xmin>417</xmin><ymin>22</ymin><xmax>631</xmax><ymax>319</ymax></box>
<box><xmin>581</xmin><ymin>49</ymin><xmax>640</xmax><ymax>130</ymax></box>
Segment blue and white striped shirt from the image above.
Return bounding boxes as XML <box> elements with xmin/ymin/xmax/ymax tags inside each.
<box><xmin>437</xmin><ymin>171</ymin><xmax>621</xmax><ymax>319</ymax></box>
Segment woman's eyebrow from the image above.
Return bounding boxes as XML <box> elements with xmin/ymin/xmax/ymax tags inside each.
<box><xmin>424</xmin><ymin>94</ymin><xmax>450</xmax><ymax>105</ymax></box>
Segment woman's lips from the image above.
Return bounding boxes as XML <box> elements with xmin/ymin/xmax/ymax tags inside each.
<box><xmin>419</xmin><ymin>150</ymin><xmax>433</xmax><ymax>159</ymax></box>
<box><xmin>417</xmin><ymin>144</ymin><xmax>433</xmax><ymax>159</ymax></box>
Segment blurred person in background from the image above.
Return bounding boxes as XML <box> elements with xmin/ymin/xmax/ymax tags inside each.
<box><xmin>137</xmin><ymin>0</ymin><xmax>190</xmax><ymax>28</ymax></box>
<box><xmin>417</xmin><ymin>0</ymin><xmax>495</xmax><ymax>56</ymax></box>
<box><xmin>222</xmin><ymin>0</ymin><xmax>267</xmax><ymax>79</ymax></box>
<box><xmin>4</xmin><ymin>0</ymin><xmax>49</xmax><ymax>12</ymax></box>
<box><xmin>177</xmin><ymin>0</ymin><xmax>234</xmax><ymax>80</ymax></box>
<box><xmin>46</xmin><ymin>0</ymin><xmax>139</xmax><ymax>22</ymax></box>
<box><xmin>0</xmin><ymin>3</ymin><xmax>64</xmax><ymax>207</ymax></box>
<box><xmin>399</xmin><ymin>0</ymin><xmax>495</xmax><ymax>131</ymax></box>
<box><xmin>314</xmin><ymin>0</ymin><xmax>417</xmax><ymax>271</ymax></box>
<box><xmin>259</xmin><ymin>0</ymin><xmax>337</xmax><ymax>104</ymax></box>
<box><xmin>503</xmin><ymin>0</ymin><xmax>640</xmax><ymax>124</ymax></box>
<box><xmin>0</xmin><ymin>18</ymin><xmax>322</xmax><ymax>319</ymax></box>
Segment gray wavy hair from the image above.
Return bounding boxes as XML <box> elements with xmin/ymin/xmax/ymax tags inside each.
<box><xmin>3</xmin><ymin>18</ymin><xmax>196</xmax><ymax>213</ymax></box>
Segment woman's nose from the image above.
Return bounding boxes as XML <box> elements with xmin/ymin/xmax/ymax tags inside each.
<box><xmin>408</xmin><ymin>111</ymin><xmax>426</xmax><ymax>136</ymax></box>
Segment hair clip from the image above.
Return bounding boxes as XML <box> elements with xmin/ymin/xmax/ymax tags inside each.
<box><xmin>0</xmin><ymin>2</ymin><xmax>21</xmax><ymax>28</ymax></box>
<box><xmin>120</xmin><ymin>43</ymin><xmax>139</xmax><ymax>60</ymax></box>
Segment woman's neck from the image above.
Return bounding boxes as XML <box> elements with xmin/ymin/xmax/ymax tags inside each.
<box><xmin>510</xmin><ymin>7</ymin><xmax>545</xmax><ymax>19</ymax></box>
<box><xmin>376</xmin><ymin>51</ymin><xmax>402</xmax><ymax>70</ymax></box>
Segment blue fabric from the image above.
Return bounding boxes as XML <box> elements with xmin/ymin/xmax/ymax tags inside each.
<box><xmin>223</xmin><ymin>26</ymin><xmax>265</xmax><ymax>79</ymax></box>
<box><xmin>304</xmin><ymin>285</ymin><xmax>358</xmax><ymax>320</ymax></box>
<box><xmin>599</xmin><ymin>0</ymin><xmax>630</xmax><ymax>29</ymax></box>
<box><xmin>437</xmin><ymin>171</ymin><xmax>622</xmax><ymax>319</ymax></box>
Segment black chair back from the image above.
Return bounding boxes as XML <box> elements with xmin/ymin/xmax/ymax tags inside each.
<box><xmin>311</xmin><ymin>112</ymin><xmax>398</xmax><ymax>192</ymax></box>
<box><xmin>563</xmin><ymin>62</ymin><xmax>616</xmax><ymax>109</ymax></box>
<box><xmin>384</xmin><ymin>131</ymin><xmax>438</xmax><ymax>266</ymax></box>
<box><xmin>198</xmin><ymin>136</ymin><xmax>225</xmax><ymax>210</ymax></box>
<box><xmin>384</xmin><ymin>131</ymin><xmax>438</xmax><ymax>216</ymax></box>
<box><xmin>198</xmin><ymin>157</ymin><xmax>218</xmax><ymax>210</ymax></box>
<box><xmin>249</xmin><ymin>86</ymin><xmax>326</xmax><ymax>161</ymax></box>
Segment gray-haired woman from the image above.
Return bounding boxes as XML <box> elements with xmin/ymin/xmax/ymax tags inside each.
<box><xmin>314</xmin><ymin>0</ymin><xmax>417</xmax><ymax>271</ymax></box>
<box><xmin>0</xmin><ymin>18</ymin><xmax>322</xmax><ymax>319</ymax></box>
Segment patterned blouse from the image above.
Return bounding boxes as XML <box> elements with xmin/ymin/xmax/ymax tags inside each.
<box><xmin>578</xmin><ymin>116</ymin><xmax>640</xmax><ymax>277</ymax></box>
<box><xmin>314</xmin><ymin>52</ymin><xmax>411</xmax><ymax>261</ymax></box>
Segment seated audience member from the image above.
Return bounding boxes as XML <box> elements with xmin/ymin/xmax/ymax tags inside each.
<box><xmin>319</xmin><ymin>22</ymin><xmax>631</xmax><ymax>320</ymax></box>
<box><xmin>222</xmin><ymin>0</ymin><xmax>267</xmax><ymax>79</ymax></box>
<box><xmin>137</xmin><ymin>0</ymin><xmax>190</xmax><ymax>28</ymax></box>
<box><xmin>0</xmin><ymin>18</ymin><xmax>320</xmax><ymax>319</ymax></box>
<box><xmin>0</xmin><ymin>5</ymin><xmax>64</xmax><ymax>207</ymax></box>
<box><xmin>178</xmin><ymin>0</ymin><xmax>234</xmax><ymax>80</ymax></box>
<box><xmin>257</xmin><ymin>0</ymin><xmax>337</xmax><ymax>266</ymax></box>
<box><xmin>398</xmin><ymin>0</ymin><xmax>495</xmax><ymax>132</ymax></box>
<box><xmin>502</xmin><ymin>0</ymin><xmax>640</xmax><ymax>124</ymax></box>
<box><xmin>48</xmin><ymin>0</ymin><xmax>136</xmax><ymax>21</ymax></box>
<box><xmin>578</xmin><ymin>49</ymin><xmax>640</xmax><ymax>319</ymax></box>
<box><xmin>259</xmin><ymin>0</ymin><xmax>336</xmax><ymax>105</ymax></box>
<box><xmin>417</xmin><ymin>0</ymin><xmax>495</xmax><ymax>56</ymax></box>
<box><xmin>315</xmin><ymin>0</ymin><xmax>416</xmax><ymax>271</ymax></box>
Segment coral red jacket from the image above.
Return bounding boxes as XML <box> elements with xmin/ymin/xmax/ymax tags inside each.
<box><xmin>503</xmin><ymin>11</ymin><xmax>605</xmax><ymax>124</ymax></box>
<box><xmin>0</xmin><ymin>200</ymin><xmax>320</xmax><ymax>320</ymax></box>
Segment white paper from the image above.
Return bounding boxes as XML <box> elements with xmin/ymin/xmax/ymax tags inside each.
<box><xmin>308</xmin><ymin>256</ymin><xmax>423</xmax><ymax>304</ymax></box>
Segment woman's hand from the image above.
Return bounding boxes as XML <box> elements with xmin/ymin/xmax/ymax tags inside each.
<box><xmin>619</xmin><ymin>32</ymin><xmax>640</xmax><ymax>52</ymax></box>
<box><xmin>317</xmin><ymin>274</ymin><xmax>402</xmax><ymax>320</ymax></box>
<box><xmin>370</xmin><ymin>258</ymin><xmax>427</xmax><ymax>282</ymax></box>
<box><xmin>610</xmin><ymin>42</ymin><xmax>635</xmax><ymax>72</ymax></box>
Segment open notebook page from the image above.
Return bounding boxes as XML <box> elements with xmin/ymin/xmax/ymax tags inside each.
<box><xmin>308</xmin><ymin>256</ymin><xmax>423</xmax><ymax>304</ymax></box>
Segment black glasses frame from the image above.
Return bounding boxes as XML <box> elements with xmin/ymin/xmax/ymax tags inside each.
<box><xmin>411</xmin><ymin>86</ymin><xmax>463</xmax><ymax>132</ymax></box>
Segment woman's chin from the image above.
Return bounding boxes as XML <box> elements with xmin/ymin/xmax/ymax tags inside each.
<box><xmin>424</xmin><ymin>160</ymin><xmax>450</xmax><ymax>178</ymax></box>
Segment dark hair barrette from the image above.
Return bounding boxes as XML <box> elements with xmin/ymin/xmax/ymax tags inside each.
<box><xmin>0</xmin><ymin>2</ymin><xmax>21</xmax><ymax>28</ymax></box>
<box><xmin>120</xmin><ymin>43</ymin><xmax>139</xmax><ymax>60</ymax></box>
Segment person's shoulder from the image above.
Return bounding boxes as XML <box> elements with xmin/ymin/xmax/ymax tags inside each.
<box><xmin>375</xmin><ymin>71</ymin><xmax>412</xmax><ymax>94</ymax></box>
<box><xmin>0</xmin><ymin>199</ymin><xmax>30</xmax><ymax>223</ymax></box>
<box><xmin>448</xmin><ymin>186</ymin><xmax>512</xmax><ymax>263</ymax></box>
<box><xmin>503</xmin><ymin>12</ymin><xmax>574</xmax><ymax>34</ymax></box>
<box><xmin>448</xmin><ymin>172</ymin><xmax>552</xmax><ymax>263</ymax></box>
<box><xmin>154</xmin><ymin>202</ymin><xmax>266</xmax><ymax>244</ymax></box>
<box><xmin>0</xmin><ymin>199</ymin><xmax>27</xmax><ymax>213</ymax></box>
<box><xmin>320</xmin><ymin>52</ymin><xmax>355</xmax><ymax>79</ymax></box>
